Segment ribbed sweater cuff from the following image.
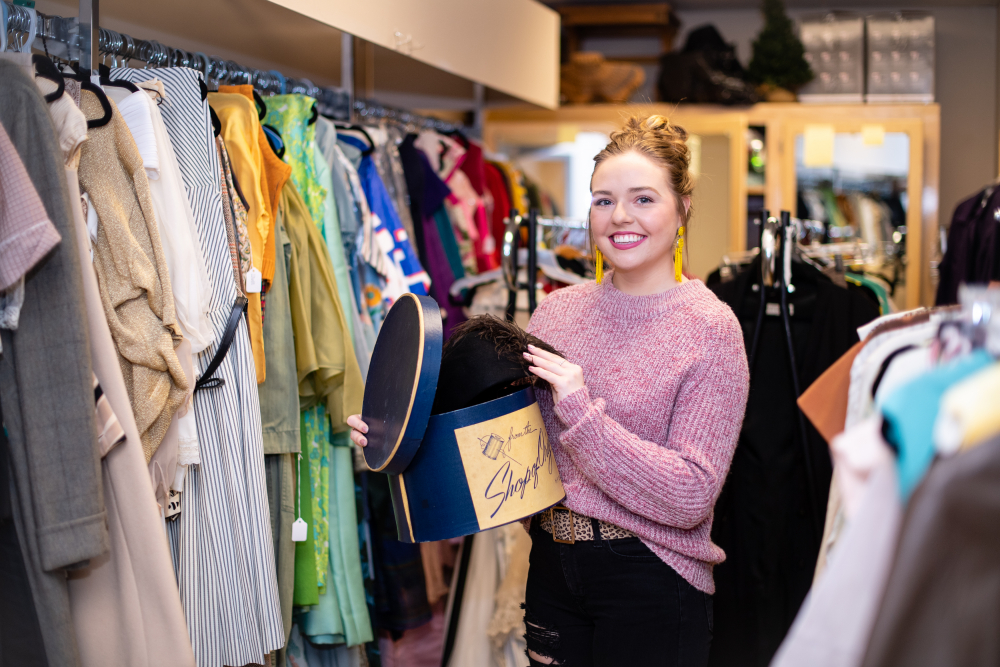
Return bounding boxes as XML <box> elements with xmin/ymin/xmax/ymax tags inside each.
<box><xmin>553</xmin><ymin>387</ymin><xmax>592</xmax><ymax>428</ymax></box>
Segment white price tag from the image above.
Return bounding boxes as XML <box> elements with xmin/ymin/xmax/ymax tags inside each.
<box><xmin>165</xmin><ymin>489</ymin><xmax>181</xmax><ymax>520</ymax></box>
<box><xmin>291</xmin><ymin>518</ymin><xmax>308</xmax><ymax>542</ymax></box>
<box><xmin>245</xmin><ymin>267</ymin><xmax>262</xmax><ymax>293</ymax></box>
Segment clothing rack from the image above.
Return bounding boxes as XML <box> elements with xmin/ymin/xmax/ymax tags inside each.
<box><xmin>3</xmin><ymin>2</ymin><xmax>351</xmax><ymax>112</ymax></box>
<box><xmin>537</xmin><ymin>216</ymin><xmax>588</xmax><ymax>230</ymax></box>
<box><xmin>500</xmin><ymin>214</ymin><xmax>593</xmax><ymax>317</ymax></box>
<box><xmin>3</xmin><ymin>2</ymin><xmax>79</xmax><ymax>59</ymax></box>
<box><xmin>798</xmin><ymin>171</ymin><xmax>907</xmax><ymax>197</ymax></box>
<box><xmin>352</xmin><ymin>99</ymin><xmax>468</xmax><ymax>134</ymax></box>
<box><xmin>748</xmin><ymin>210</ymin><xmax>824</xmax><ymax>540</ymax></box>
<box><xmin>504</xmin><ymin>210</ymin><xmax>538</xmax><ymax>318</ymax></box>
<box><xmin>723</xmin><ymin>240</ymin><xmax>874</xmax><ymax>269</ymax></box>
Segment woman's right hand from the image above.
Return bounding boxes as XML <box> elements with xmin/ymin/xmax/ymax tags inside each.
<box><xmin>347</xmin><ymin>414</ymin><xmax>369</xmax><ymax>447</ymax></box>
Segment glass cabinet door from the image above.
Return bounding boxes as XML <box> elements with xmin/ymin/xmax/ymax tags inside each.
<box><xmin>787</xmin><ymin>122</ymin><xmax>921</xmax><ymax>309</ymax></box>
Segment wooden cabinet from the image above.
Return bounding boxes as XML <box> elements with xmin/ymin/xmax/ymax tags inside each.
<box><xmin>750</xmin><ymin>103</ymin><xmax>939</xmax><ymax>308</ymax></box>
<box><xmin>557</xmin><ymin>3</ymin><xmax>679</xmax><ymax>61</ymax></box>
<box><xmin>485</xmin><ymin>102</ymin><xmax>940</xmax><ymax>308</ymax></box>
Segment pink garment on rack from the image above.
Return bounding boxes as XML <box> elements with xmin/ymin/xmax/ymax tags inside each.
<box><xmin>378</xmin><ymin>601</ymin><xmax>447</xmax><ymax>667</ymax></box>
<box><xmin>447</xmin><ymin>168</ymin><xmax>497</xmax><ymax>272</ymax></box>
<box><xmin>0</xmin><ymin>122</ymin><xmax>61</xmax><ymax>291</ymax></box>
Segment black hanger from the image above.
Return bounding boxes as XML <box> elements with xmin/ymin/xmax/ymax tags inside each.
<box><xmin>210</xmin><ymin>106</ymin><xmax>222</xmax><ymax>137</ymax></box>
<box><xmin>443</xmin><ymin>128</ymin><xmax>470</xmax><ymax>149</ymax></box>
<box><xmin>98</xmin><ymin>63</ymin><xmax>140</xmax><ymax>93</ymax></box>
<box><xmin>307</xmin><ymin>101</ymin><xmax>318</xmax><ymax>125</ymax></box>
<box><xmin>252</xmin><ymin>89</ymin><xmax>267</xmax><ymax>121</ymax></box>
<box><xmin>32</xmin><ymin>55</ymin><xmax>65</xmax><ymax>103</ymax></box>
<box><xmin>334</xmin><ymin>122</ymin><xmax>375</xmax><ymax>157</ymax></box>
<box><xmin>65</xmin><ymin>69</ymin><xmax>114</xmax><ymax>128</ymax></box>
<box><xmin>82</xmin><ymin>80</ymin><xmax>114</xmax><ymax>128</ymax></box>
<box><xmin>199</xmin><ymin>78</ymin><xmax>208</xmax><ymax>102</ymax></box>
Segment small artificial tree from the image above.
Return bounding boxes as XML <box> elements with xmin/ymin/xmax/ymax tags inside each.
<box><xmin>748</xmin><ymin>0</ymin><xmax>813</xmax><ymax>93</ymax></box>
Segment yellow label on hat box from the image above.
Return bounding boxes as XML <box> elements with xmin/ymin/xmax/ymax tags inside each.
<box><xmin>453</xmin><ymin>402</ymin><xmax>565</xmax><ymax>530</ymax></box>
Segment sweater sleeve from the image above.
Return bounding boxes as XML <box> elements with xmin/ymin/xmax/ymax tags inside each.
<box><xmin>554</xmin><ymin>320</ymin><xmax>749</xmax><ymax>530</ymax></box>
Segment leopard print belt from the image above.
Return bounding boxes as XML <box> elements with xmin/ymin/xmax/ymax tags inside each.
<box><xmin>538</xmin><ymin>505</ymin><xmax>635</xmax><ymax>543</ymax></box>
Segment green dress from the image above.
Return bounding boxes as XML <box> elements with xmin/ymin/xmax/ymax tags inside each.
<box><xmin>302</xmin><ymin>406</ymin><xmax>330</xmax><ymax>591</ymax></box>
<box><xmin>264</xmin><ymin>94</ymin><xmax>327</xmax><ymax>228</ymax></box>
<box><xmin>299</xmin><ymin>431</ymin><xmax>373</xmax><ymax>646</ymax></box>
<box><xmin>292</xmin><ymin>447</ymin><xmax>318</xmax><ymax>606</ymax></box>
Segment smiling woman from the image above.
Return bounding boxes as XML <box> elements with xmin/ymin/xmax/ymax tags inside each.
<box><xmin>513</xmin><ymin>114</ymin><xmax>750</xmax><ymax>667</ymax></box>
<box><xmin>347</xmin><ymin>114</ymin><xmax>751</xmax><ymax>667</ymax></box>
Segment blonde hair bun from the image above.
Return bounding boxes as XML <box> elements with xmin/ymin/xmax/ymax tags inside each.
<box><xmin>594</xmin><ymin>114</ymin><xmax>694</xmax><ymax>223</ymax></box>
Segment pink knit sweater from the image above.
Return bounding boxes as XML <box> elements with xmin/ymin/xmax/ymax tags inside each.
<box><xmin>526</xmin><ymin>276</ymin><xmax>749</xmax><ymax>594</ymax></box>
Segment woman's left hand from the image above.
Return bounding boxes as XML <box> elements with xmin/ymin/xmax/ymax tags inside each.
<box><xmin>524</xmin><ymin>344</ymin><xmax>585</xmax><ymax>405</ymax></box>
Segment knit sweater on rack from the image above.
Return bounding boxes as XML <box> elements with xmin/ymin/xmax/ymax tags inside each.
<box><xmin>526</xmin><ymin>276</ymin><xmax>750</xmax><ymax>594</ymax></box>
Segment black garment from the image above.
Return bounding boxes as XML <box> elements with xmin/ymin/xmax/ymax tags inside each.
<box><xmin>658</xmin><ymin>25</ymin><xmax>759</xmax><ymax>105</ymax></box>
<box><xmin>366</xmin><ymin>472</ymin><xmax>431</xmax><ymax>634</ymax></box>
<box><xmin>707</xmin><ymin>258</ymin><xmax>879</xmax><ymax>667</ymax></box>
<box><xmin>936</xmin><ymin>185</ymin><xmax>1000</xmax><ymax>305</ymax></box>
<box><xmin>524</xmin><ymin>521</ymin><xmax>713</xmax><ymax>667</ymax></box>
<box><xmin>396</xmin><ymin>134</ymin><xmax>428</xmax><ymax>265</ymax></box>
<box><xmin>0</xmin><ymin>399</ymin><xmax>50</xmax><ymax>667</ymax></box>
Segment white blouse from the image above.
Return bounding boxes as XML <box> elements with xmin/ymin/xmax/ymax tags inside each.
<box><xmin>108</xmin><ymin>84</ymin><xmax>214</xmax><ymax>468</ymax></box>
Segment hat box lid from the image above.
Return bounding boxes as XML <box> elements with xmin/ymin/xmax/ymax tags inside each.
<box><xmin>361</xmin><ymin>293</ymin><xmax>442</xmax><ymax>474</ymax></box>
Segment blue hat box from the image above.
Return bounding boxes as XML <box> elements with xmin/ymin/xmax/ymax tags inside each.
<box><xmin>361</xmin><ymin>294</ymin><xmax>565</xmax><ymax>543</ymax></box>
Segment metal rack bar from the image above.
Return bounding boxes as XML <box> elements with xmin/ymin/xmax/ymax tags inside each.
<box><xmin>78</xmin><ymin>0</ymin><xmax>97</xmax><ymax>74</ymax></box>
<box><xmin>536</xmin><ymin>216</ymin><xmax>587</xmax><ymax>230</ymax></box>
<box><xmin>526</xmin><ymin>209</ymin><xmax>538</xmax><ymax>314</ymax></box>
<box><xmin>352</xmin><ymin>98</ymin><xmax>467</xmax><ymax>133</ymax></box>
<box><xmin>341</xmin><ymin>31</ymin><xmax>354</xmax><ymax>122</ymax></box>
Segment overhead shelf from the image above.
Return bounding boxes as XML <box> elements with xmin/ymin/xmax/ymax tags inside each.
<box><xmin>267</xmin><ymin>0</ymin><xmax>559</xmax><ymax>109</ymax></box>
<box><xmin>34</xmin><ymin>0</ymin><xmax>559</xmax><ymax>110</ymax></box>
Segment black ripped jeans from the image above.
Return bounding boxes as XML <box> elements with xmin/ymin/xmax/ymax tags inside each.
<box><xmin>524</xmin><ymin>519</ymin><xmax>713</xmax><ymax>667</ymax></box>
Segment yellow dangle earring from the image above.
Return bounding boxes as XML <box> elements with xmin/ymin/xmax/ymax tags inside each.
<box><xmin>674</xmin><ymin>227</ymin><xmax>685</xmax><ymax>282</ymax></box>
<box><xmin>595</xmin><ymin>248</ymin><xmax>605</xmax><ymax>284</ymax></box>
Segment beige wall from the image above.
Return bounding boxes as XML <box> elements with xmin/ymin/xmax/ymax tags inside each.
<box><xmin>687</xmin><ymin>134</ymin><xmax>731</xmax><ymax>280</ymax></box>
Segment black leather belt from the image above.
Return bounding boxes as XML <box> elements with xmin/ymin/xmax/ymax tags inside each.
<box><xmin>194</xmin><ymin>296</ymin><xmax>248</xmax><ymax>392</ymax></box>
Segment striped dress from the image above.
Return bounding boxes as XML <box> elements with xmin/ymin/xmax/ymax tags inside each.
<box><xmin>112</xmin><ymin>66</ymin><xmax>284</xmax><ymax>667</ymax></box>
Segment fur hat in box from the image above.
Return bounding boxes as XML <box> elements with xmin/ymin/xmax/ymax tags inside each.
<box><xmin>431</xmin><ymin>315</ymin><xmax>561</xmax><ymax>415</ymax></box>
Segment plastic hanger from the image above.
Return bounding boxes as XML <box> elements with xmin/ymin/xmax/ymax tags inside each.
<box><xmin>334</xmin><ymin>122</ymin><xmax>375</xmax><ymax>157</ymax></box>
<box><xmin>64</xmin><ymin>68</ymin><xmax>114</xmax><ymax>128</ymax></box>
<box><xmin>307</xmin><ymin>101</ymin><xmax>318</xmax><ymax>125</ymax></box>
<box><xmin>82</xmin><ymin>79</ymin><xmax>114</xmax><ymax>128</ymax></box>
<box><xmin>210</xmin><ymin>106</ymin><xmax>222</xmax><ymax>137</ymax></box>
<box><xmin>97</xmin><ymin>63</ymin><xmax>140</xmax><ymax>93</ymax></box>
<box><xmin>82</xmin><ymin>80</ymin><xmax>114</xmax><ymax>128</ymax></box>
<box><xmin>442</xmin><ymin>127</ymin><xmax>470</xmax><ymax>149</ymax></box>
<box><xmin>262</xmin><ymin>124</ymin><xmax>285</xmax><ymax>159</ymax></box>
<box><xmin>252</xmin><ymin>89</ymin><xmax>267</xmax><ymax>121</ymax></box>
<box><xmin>31</xmin><ymin>54</ymin><xmax>65</xmax><ymax>103</ymax></box>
